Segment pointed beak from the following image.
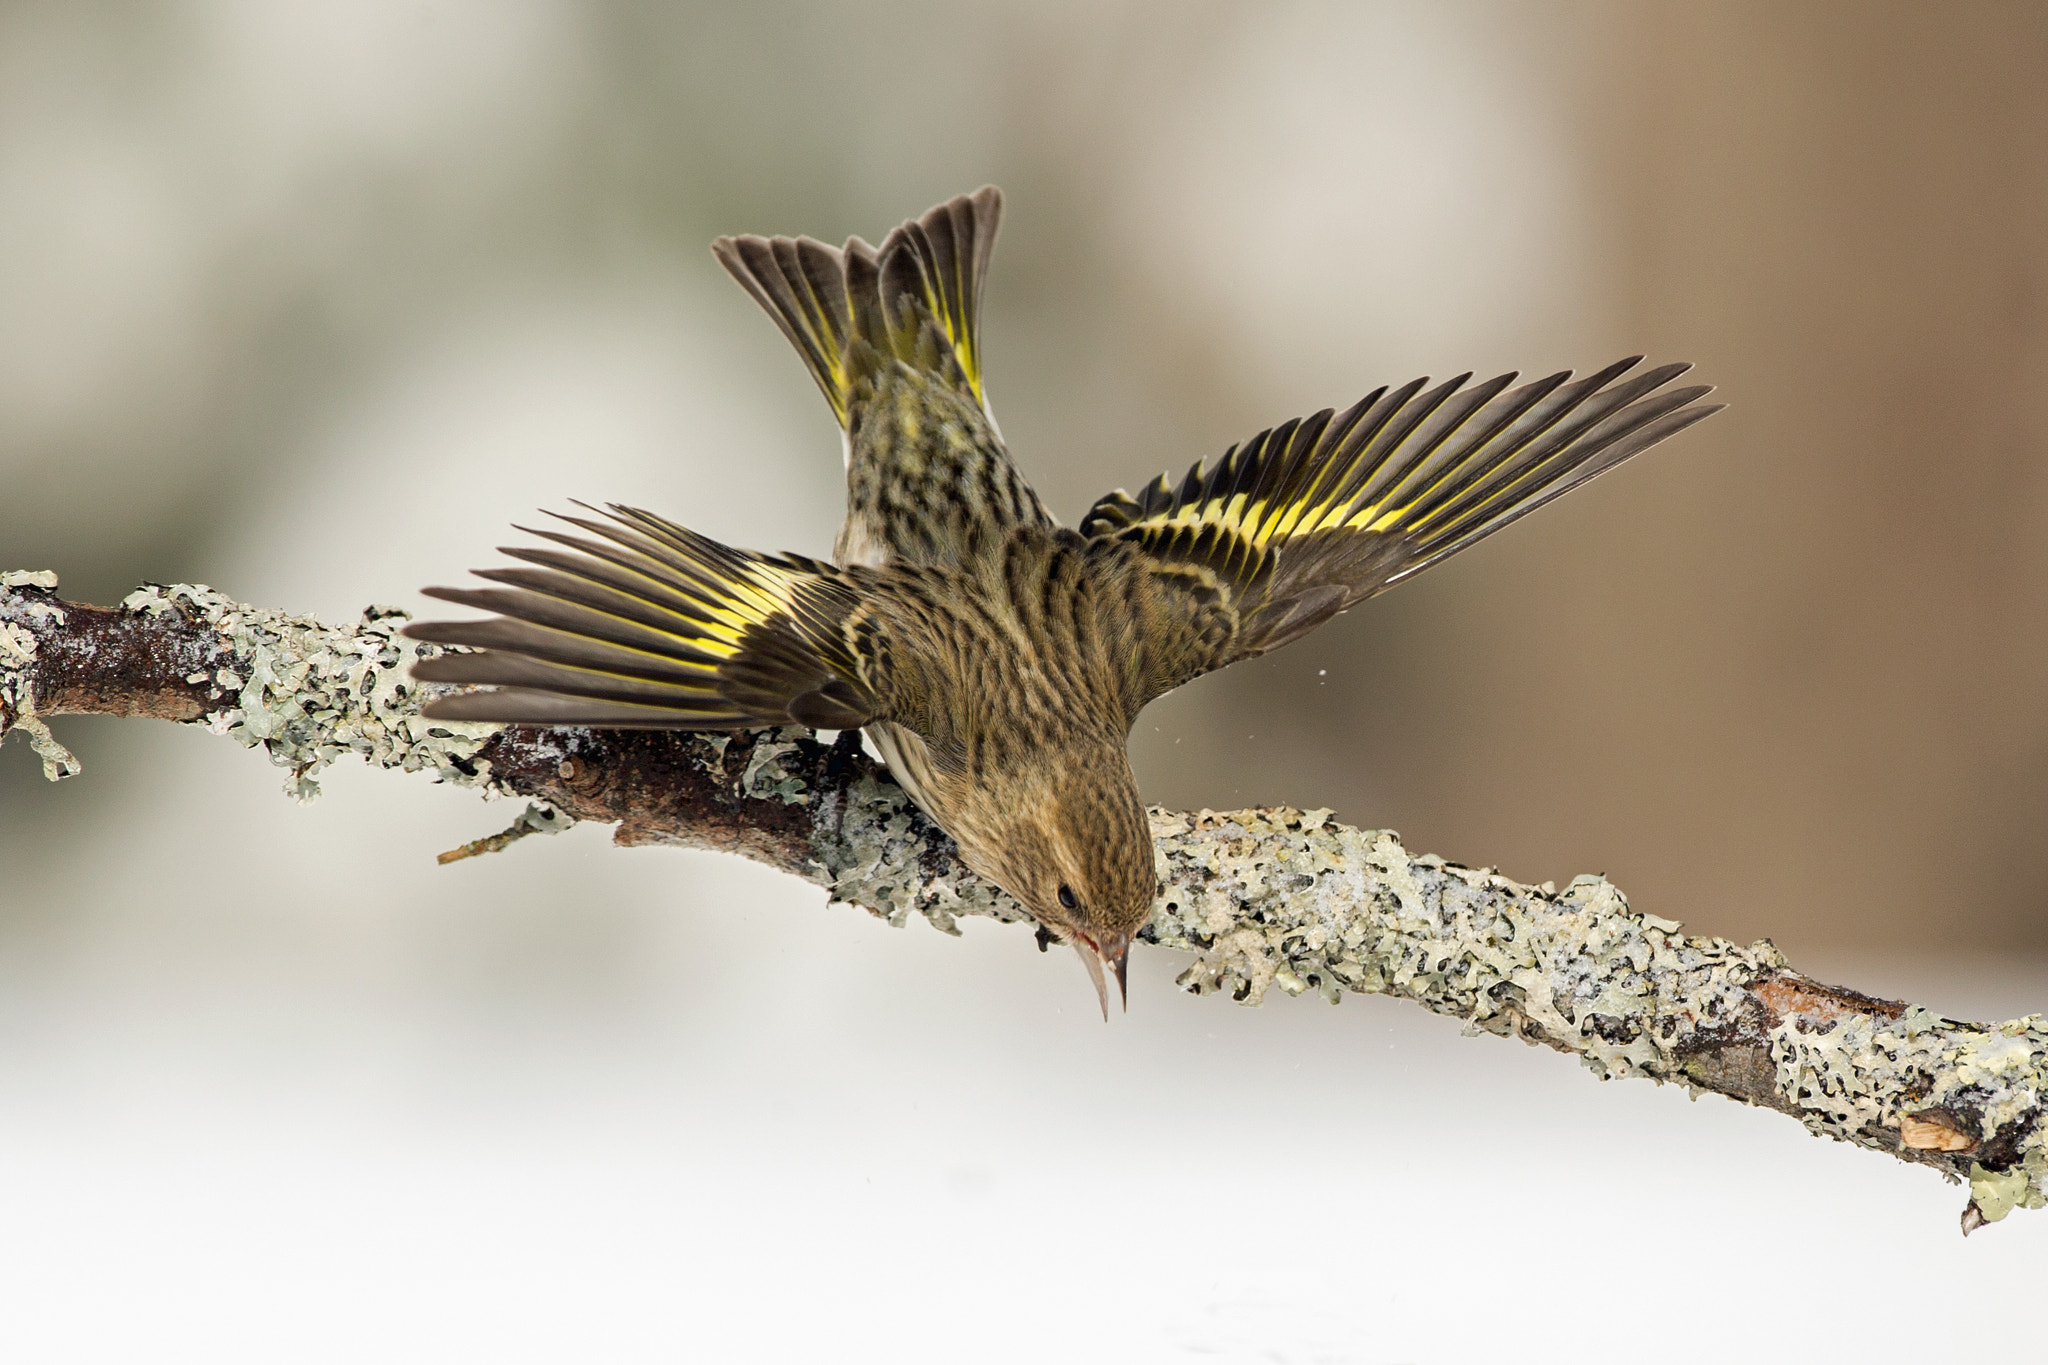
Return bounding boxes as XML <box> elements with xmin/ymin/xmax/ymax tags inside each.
<box><xmin>1068</xmin><ymin>932</ymin><xmax>1133</xmax><ymax>1021</ymax></box>
<box><xmin>1071</xmin><ymin>940</ymin><xmax>1110</xmax><ymax>1021</ymax></box>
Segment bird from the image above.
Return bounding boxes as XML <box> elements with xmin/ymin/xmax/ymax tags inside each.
<box><xmin>404</xmin><ymin>186</ymin><xmax>1721</xmax><ymax>1018</ymax></box>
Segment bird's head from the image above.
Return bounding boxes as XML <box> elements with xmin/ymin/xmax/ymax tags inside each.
<box><xmin>947</xmin><ymin>743</ymin><xmax>1159</xmax><ymax>1018</ymax></box>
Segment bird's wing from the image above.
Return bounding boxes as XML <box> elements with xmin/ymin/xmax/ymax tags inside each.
<box><xmin>712</xmin><ymin>186</ymin><xmax>1003</xmax><ymax>430</ymax></box>
<box><xmin>1087</xmin><ymin>358</ymin><xmax>1722</xmax><ymax>703</ymax></box>
<box><xmin>405</xmin><ymin>505</ymin><xmax>887</xmax><ymax>730</ymax></box>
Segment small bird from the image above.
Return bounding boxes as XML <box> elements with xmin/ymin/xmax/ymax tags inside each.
<box><xmin>406</xmin><ymin>187</ymin><xmax>1720</xmax><ymax>1016</ymax></box>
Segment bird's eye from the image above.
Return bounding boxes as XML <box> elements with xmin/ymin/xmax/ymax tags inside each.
<box><xmin>1057</xmin><ymin>884</ymin><xmax>1078</xmax><ymax>911</ymax></box>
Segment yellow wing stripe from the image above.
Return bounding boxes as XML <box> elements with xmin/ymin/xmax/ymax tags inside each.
<box><xmin>1143</xmin><ymin>422</ymin><xmax>1537</xmax><ymax>548</ymax></box>
<box><xmin>514</xmin><ymin>510</ymin><xmax>831</xmax><ymax>667</ymax></box>
<box><xmin>1112</xmin><ymin>373</ymin><xmax>1529</xmax><ymax>553</ymax></box>
<box><xmin>1141</xmin><ymin>488</ymin><xmax>1394</xmax><ymax>549</ymax></box>
<box><xmin>1091</xmin><ymin>479</ymin><xmax>1477</xmax><ymax>550</ymax></box>
<box><xmin>670</xmin><ymin>561</ymin><xmax>815</xmax><ymax>659</ymax></box>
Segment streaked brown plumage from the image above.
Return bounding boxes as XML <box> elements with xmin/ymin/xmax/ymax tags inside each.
<box><xmin>406</xmin><ymin>187</ymin><xmax>1722</xmax><ymax>1015</ymax></box>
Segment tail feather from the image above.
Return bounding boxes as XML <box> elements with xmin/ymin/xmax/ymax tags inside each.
<box><xmin>713</xmin><ymin>187</ymin><xmax>1003</xmax><ymax>428</ymax></box>
<box><xmin>713</xmin><ymin>233</ymin><xmax>874</xmax><ymax>425</ymax></box>
<box><xmin>875</xmin><ymin>188</ymin><xmax>999</xmax><ymax>409</ymax></box>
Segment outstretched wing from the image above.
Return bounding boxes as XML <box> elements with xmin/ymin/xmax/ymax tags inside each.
<box><xmin>1087</xmin><ymin>358</ymin><xmax>1721</xmax><ymax>701</ymax></box>
<box><xmin>405</xmin><ymin>505</ymin><xmax>886</xmax><ymax>730</ymax></box>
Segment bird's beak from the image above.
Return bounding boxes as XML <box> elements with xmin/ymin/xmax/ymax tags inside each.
<box><xmin>1071</xmin><ymin>940</ymin><xmax>1110</xmax><ymax>1021</ymax></box>
<box><xmin>1069</xmin><ymin>932</ymin><xmax>1133</xmax><ymax>1021</ymax></box>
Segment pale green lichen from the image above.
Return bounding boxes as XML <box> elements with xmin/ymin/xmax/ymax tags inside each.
<box><xmin>14</xmin><ymin>715</ymin><xmax>82</xmax><ymax>783</ymax></box>
<box><xmin>1774</xmin><ymin>1010</ymin><xmax>2044</xmax><ymax>1145</ymax></box>
<box><xmin>1768</xmin><ymin>1003</ymin><xmax>2047</xmax><ymax>1223</ymax></box>
<box><xmin>739</xmin><ymin>734</ymin><xmax>811</xmax><ymax>804</ymax></box>
<box><xmin>1123</xmin><ymin>806</ymin><xmax>2046</xmax><ymax>1225</ymax></box>
<box><xmin>0</xmin><ymin>569</ymin><xmax>83</xmax><ymax>781</ymax></box>
<box><xmin>0</xmin><ymin>618</ymin><xmax>37</xmax><ymax>675</ymax></box>
<box><xmin>1970</xmin><ymin>1162</ymin><xmax>2035</xmax><ymax>1224</ymax></box>
<box><xmin>1142</xmin><ymin>807</ymin><xmax>1781</xmax><ymax>1064</ymax></box>
<box><xmin>807</xmin><ymin>768</ymin><xmax>1019</xmax><ymax>935</ymax></box>
<box><xmin>116</xmin><ymin>583</ymin><xmax>501</xmax><ymax>801</ymax></box>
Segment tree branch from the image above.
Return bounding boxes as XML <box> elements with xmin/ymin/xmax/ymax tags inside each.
<box><xmin>6</xmin><ymin>570</ymin><xmax>2044</xmax><ymax>1234</ymax></box>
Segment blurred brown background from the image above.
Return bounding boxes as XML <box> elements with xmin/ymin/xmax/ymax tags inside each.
<box><xmin>6</xmin><ymin>1</ymin><xmax>2043</xmax><ymax>952</ymax></box>
<box><xmin>2</xmin><ymin>4</ymin><xmax>2046</xmax><ymax>1358</ymax></box>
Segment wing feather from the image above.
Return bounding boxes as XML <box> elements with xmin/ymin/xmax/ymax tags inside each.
<box><xmin>406</xmin><ymin>505</ymin><xmax>888</xmax><ymax>731</ymax></box>
<box><xmin>1088</xmin><ymin>358</ymin><xmax>1722</xmax><ymax>701</ymax></box>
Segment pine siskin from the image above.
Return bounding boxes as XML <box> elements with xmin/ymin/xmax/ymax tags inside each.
<box><xmin>406</xmin><ymin>187</ymin><xmax>1721</xmax><ymax>1016</ymax></box>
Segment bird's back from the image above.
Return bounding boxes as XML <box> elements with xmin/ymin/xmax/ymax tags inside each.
<box><xmin>837</xmin><ymin>364</ymin><xmax>1051</xmax><ymax>569</ymax></box>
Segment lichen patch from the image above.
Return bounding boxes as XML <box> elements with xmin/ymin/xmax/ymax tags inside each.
<box><xmin>119</xmin><ymin>583</ymin><xmax>500</xmax><ymax>802</ymax></box>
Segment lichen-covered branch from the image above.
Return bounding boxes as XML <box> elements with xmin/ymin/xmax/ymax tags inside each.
<box><xmin>6</xmin><ymin>571</ymin><xmax>2045</xmax><ymax>1233</ymax></box>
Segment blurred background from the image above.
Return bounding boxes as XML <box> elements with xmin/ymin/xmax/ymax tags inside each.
<box><xmin>1</xmin><ymin>1</ymin><xmax>2044</xmax><ymax>1360</ymax></box>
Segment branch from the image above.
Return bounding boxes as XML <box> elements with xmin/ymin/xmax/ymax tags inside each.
<box><xmin>6</xmin><ymin>570</ymin><xmax>2045</xmax><ymax>1233</ymax></box>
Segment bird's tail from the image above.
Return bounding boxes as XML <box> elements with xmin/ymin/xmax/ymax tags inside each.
<box><xmin>712</xmin><ymin>187</ymin><xmax>1002</xmax><ymax>428</ymax></box>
